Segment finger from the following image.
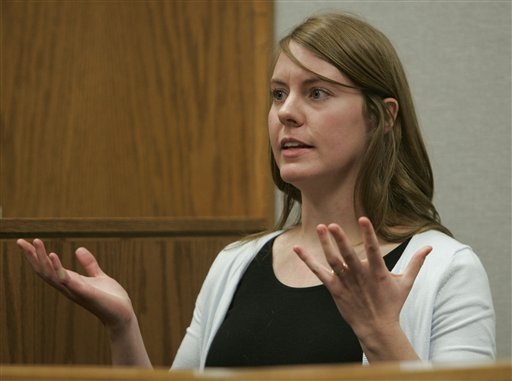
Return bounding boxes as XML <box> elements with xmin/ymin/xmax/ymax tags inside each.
<box><xmin>402</xmin><ymin>246</ymin><xmax>432</xmax><ymax>288</ymax></box>
<box><xmin>293</xmin><ymin>245</ymin><xmax>336</xmax><ymax>283</ymax></box>
<box><xmin>33</xmin><ymin>239</ymin><xmax>55</xmax><ymax>278</ymax></box>
<box><xmin>47</xmin><ymin>253</ymin><xmax>87</xmax><ymax>300</ymax></box>
<box><xmin>359</xmin><ymin>217</ymin><xmax>387</xmax><ymax>274</ymax></box>
<box><xmin>48</xmin><ymin>253</ymin><xmax>69</xmax><ymax>282</ymax></box>
<box><xmin>17</xmin><ymin>238</ymin><xmax>34</xmax><ymax>252</ymax></box>
<box><xmin>17</xmin><ymin>239</ymin><xmax>40</xmax><ymax>270</ymax></box>
<box><xmin>75</xmin><ymin>247</ymin><xmax>105</xmax><ymax>277</ymax></box>
<box><xmin>316</xmin><ymin>224</ymin><xmax>346</xmax><ymax>271</ymax></box>
<box><xmin>326</xmin><ymin>224</ymin><xmax>363</xmax><ymax>273</ymax></box>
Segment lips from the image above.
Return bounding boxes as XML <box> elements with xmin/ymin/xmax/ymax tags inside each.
<box><xmin>280</xmin><ymin>137</ymin><xmax>313</xmax><ymax>150</ymax></box>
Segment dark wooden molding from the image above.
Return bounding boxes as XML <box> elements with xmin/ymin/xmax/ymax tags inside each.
<box><xmin>0</xmin><ymin>217</ymin><xmax>268</xmax><ymax>238</ymax></box>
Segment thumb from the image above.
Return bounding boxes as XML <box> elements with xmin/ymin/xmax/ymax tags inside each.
<box><xmin>75</xmin><ymin>247</ymin><xmax>105</xmax><ymax>277</ymax></box>
<box><xmin>403</xmin><ymin>246</ymin><xmax>432</xmax><ymax>288</ymax></box>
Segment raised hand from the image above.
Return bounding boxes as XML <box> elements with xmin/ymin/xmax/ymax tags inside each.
<box><xmin>16</xmin><ymin>238</ymin><xmax>135</xmax><ymax>330</ymax></box>
<box><xmin>293</xmin><ymin>217</ymin><xmax>432</xmax><ymax>361</ymax></box>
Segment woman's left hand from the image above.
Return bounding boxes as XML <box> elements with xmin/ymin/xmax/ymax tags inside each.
<box><xmin>293</xmin><ymin>217</ymin><xmax>432</xmax><ymax>361</ymax></box>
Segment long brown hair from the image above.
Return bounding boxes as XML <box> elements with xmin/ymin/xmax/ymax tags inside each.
<box><xmin>272</xmin><ymin>12</ymin><xmax>451</xmax><ymax>241</ymax></box>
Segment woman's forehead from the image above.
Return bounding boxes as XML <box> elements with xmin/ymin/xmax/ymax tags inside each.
<box><xmin>272</xmin><ymin>41</ymin><xmax>353</xmax><ymax>87</ymax></box>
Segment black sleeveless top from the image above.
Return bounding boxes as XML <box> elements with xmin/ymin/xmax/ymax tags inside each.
<box><xmin>205</xmin><ymin>236</ymin><xmax>409</xmax><ymax>367</ymax></box>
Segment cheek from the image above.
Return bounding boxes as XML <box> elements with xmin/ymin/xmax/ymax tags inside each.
<box><xmin>321</xmin><ymin>110</ymin><xmax>369</xmax><ymax>151</ymax></box>
<box><xmin>267</xmin><ymin>111</ymin><xmax>280</xmax><ymax>152</ymax></box>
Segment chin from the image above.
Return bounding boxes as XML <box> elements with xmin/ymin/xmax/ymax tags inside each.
<box><xmin>279</xmin><ymin>171</ymin><xmax>309</xmax><ymax>189</ymax></box>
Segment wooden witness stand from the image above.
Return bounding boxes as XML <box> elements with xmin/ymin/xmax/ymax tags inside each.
<box><xmin>1</xmin><ymin>362</ymin><xmax>510</xmax><ymax>381</ymax></box>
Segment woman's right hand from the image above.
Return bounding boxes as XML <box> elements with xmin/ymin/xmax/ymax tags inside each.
<box><xmin>17</xmin><ymin>238</ymin><xmax>135</xmax><ymax>331</ymax></box>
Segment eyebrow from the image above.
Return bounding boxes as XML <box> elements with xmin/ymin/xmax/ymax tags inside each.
<box><xmin>270</xmin><ymin>76</ymin><xmax>361</xmax><ymax>91</ymax></box>
<box><xmin>270</xmin><ymin>78</ymin><xmax>324</xmax><ymax>86</ymax></box>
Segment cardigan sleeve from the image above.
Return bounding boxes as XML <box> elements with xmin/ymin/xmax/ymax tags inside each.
<box><xmin>429</xmin><ymin>247</ymin><xmax>496</xmax><ymax>361</ymax></box>
<box><xmin>170</xmin><ymin>242</ymin><xmax>234</xmax><ymax>370</ymax></box>
<box><xmin>170</xmin><ymin>279</ymin><xmax>206</xmax><ymax>370</ymax></box>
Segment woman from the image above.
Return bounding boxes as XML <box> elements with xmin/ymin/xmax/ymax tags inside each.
<box><xmin>17</xmin><ymin>12</ymin><xmax>495</xmax><ymax>369</ymax></box>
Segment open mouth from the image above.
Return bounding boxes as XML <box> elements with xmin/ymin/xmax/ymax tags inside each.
<box><xmin>281</xmin><ymin>139</ymin><xmax>313</xmax><ymax>150</ymax></box>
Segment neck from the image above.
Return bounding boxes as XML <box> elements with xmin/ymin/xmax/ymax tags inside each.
<box><xmin>295</xmin><ymin>185</ymin><xmax>364</xmax><ymax>247</ymax></box>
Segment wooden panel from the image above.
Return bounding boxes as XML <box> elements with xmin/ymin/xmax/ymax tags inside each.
<box><xmin>1</xmin><ymin>218</ymin><xmax>265</xmax><ymax>365</ymax></box>
<box><xmin>1</xmin><ymin>238</ymin><xmax>225</xmax><ymax>365</ymax></box>
<box><xmin>1</xmin><ymin>0</ymin><xmax>273</xmax><ymax>220</ymax></box>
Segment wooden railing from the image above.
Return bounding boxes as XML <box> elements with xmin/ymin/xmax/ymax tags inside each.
<box><xmin>1</xmin><ymin>361</ymin><xmax>510</xmax><ymax>381</ymax></box>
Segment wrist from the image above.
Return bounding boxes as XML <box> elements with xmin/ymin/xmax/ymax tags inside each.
<box><xmin>107</xmin><ymin>312</ymin><xmax>152</xmax><ymax>367</ymax></box>
<box><xmin>355</xmin><ymin>321</ymin><xmax>419</xmax><ymax>362</ymax></box>
<box><xmin>353</xmin><ymin>318</ymin><xmax>399</xmax><ymax>343</ymax></box>
<box><xmin>106</xmin><ymin>310</ymin><xmax>138</xmax><ymax>341</ymax></box>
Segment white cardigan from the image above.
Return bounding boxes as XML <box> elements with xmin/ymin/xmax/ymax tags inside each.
<box><xmin>171</xmin><ymin>230</ymin><xmax>496</xmax><ymax>370</ymax></box>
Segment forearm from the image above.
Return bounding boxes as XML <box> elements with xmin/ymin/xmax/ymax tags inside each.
<box><xmin>108</xmin><ymin>314</ymin><xmax>152</xmax><ymax>368</ymax></box>
<box><xmin>357</xmin><ymin>323</ymin><xmax>420</xmax><ymax>363</ymax></box>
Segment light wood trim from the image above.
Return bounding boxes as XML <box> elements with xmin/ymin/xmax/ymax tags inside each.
<box><xmin>0</xmin><ymin>361</ymin><xmax>510</xmax><ymax>381</ymax></box>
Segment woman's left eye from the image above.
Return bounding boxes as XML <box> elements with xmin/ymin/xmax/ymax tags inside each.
<box><xmin>310</xmin><ymin>88</ymin><xmax>329</xmax><ymax>100</ymax></box>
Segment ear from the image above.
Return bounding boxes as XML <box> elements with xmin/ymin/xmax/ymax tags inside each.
<box><xmin>383</xmin><ymin>97</ymin><xmax>399</xmax><ymax>133</ymax></box>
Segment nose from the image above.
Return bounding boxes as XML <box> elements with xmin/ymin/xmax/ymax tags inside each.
<box><xmin>277</xmin><ymin>94</ymin><xmax>304</xmax><ymax>128</ymax></box>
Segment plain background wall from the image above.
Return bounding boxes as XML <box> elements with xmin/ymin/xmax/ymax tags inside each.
<box><xmin>274</xmin><ymin>0</ymin><xmax>511</xmax><ymax>358</ymax></box>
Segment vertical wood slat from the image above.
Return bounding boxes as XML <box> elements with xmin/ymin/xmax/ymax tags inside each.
<box><xmin>1</xmin><ymin>0</ymin><xmax>274</xmax><ymax>221</ymax></box>
<box><xmin>1</xmin><ymin>218</ymin><xmax>265</xmax><ymax>366</ymax></box>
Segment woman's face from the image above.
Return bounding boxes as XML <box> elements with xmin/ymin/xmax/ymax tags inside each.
<box><xmin>268</xmin><ymin>41</ymin><xmax>370</xmax><ymax>192</ymax></box>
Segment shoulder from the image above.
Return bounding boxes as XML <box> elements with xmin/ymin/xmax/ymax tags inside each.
<box><xmin>403</xmin><ymin>230</ymin><xmax>475</xmax><ymax>266</ymax></box>
<box><xmin>395</xmin><ymin>230</ymin><xmax>486</xmax><ymax>279</ymax></box>
<box><xmin>400</xmin><ymin>230</ymin><xmax>489</xmax><ymax>289</ymax></box>
<box><xmin>409</xmin><ymin>230</ymin><xmax>469</xmax><ymax>254</ymax></box>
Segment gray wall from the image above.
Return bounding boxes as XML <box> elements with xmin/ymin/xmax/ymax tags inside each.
<box><xmin>275</xmin><ymin>0</ymin><xmax>511</xmax><ymax>359</ymax></box>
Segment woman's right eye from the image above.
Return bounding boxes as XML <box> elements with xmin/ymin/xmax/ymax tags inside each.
<box><xmin>271</xmin><ymin>89</ymin><xmax>287</xmax><ymax>102</ymax></box>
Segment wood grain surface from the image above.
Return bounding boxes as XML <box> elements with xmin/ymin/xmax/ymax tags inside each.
<box><xmin>1</xmin><ymin>0</ymin><xmax>275</xmax><ymax>367</ymax></box>
<box><xmin>1</xmin><ymin>0</ymin><xmax>274</xmax><ymax>220</ymax></box>
<box><xmin>1</xmin><ymin>218</ymin><xmax>265</xmax><ymax>365</ymax></box>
